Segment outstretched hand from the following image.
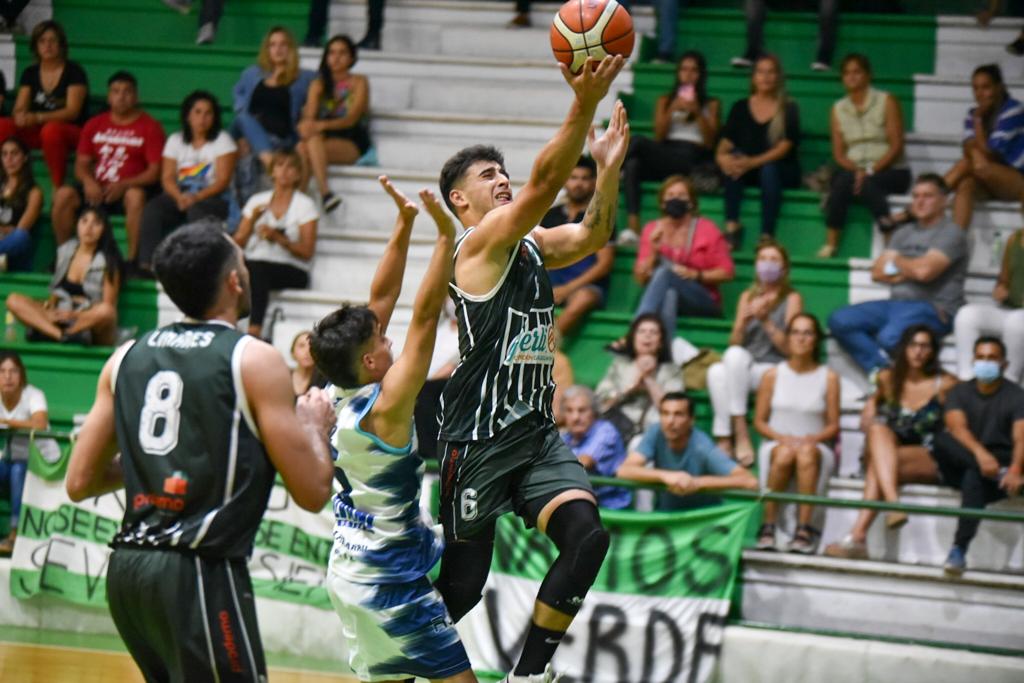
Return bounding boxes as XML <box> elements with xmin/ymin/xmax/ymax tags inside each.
<box><xmin>588</xmin><ymin>99</ymin><xmax>630</xmax><ymax>171</ymax></box>
<box><xmin>419</xmin><ymin>188</ymin><xmax>456</xmax><ymax>240</ymax></box>
<box><xmin>379</xmin><ymin>175</ymin><xmax>419</xmax><ymax>222</ymax></box>
<box><xmin>559</xmin><ymin>54</ymin><xmax>626</xmax><ymax>110</ymax></box>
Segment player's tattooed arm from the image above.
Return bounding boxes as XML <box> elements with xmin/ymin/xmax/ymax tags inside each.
<box><xmin>368</xmin><ymin>175</ymin><xmax>419</xmax><ymax>334</ymax></box>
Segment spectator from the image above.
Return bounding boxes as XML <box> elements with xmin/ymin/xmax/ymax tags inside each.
<box><xmin>595</xmin><ymin>314</ymin><xmax>683</xmax><ymax>441</ymax></box>
<box><xmin>303</xmin><ymin>0</ymin><xmax>328</xmax><ymax>47</ymax></box>
<box><xmin>825</xmin><ymin>325</ymin><xmax>957</xmax><ymax>560</ymax></box>
<box><xmin>731</xmin><ymin>0</ymin><xmax>838</xmax><ymax>72</ymax></box>
<box><xmin>828</xmin><ymin>174</ymin><xmax>967</xmax><ymax>377</ymax></box>
<box><xmin>232</xmin><ymin>26</ymin><xmax>314</xmax><ymax>181</ymax></box>
<box><xmin>754</xmin><ymin>313</ymin><xmax>839</xmax><ymax>553</ymax></box>
<box><xmin>716</xmin><ymin>54</ymin><xmax>801</xmax><ymax>247</ymax></box>
<box><xmin>954</xmin><ymin>226</ymin><xmax>1024</xmax><ymax>383</ymax></box>
<box><xmin>539</xmin><ymin>156</ymin><xmax>614</xmax><ymax>335</ymax></box>
<box><xmin>0</xmin><ymin>137</ymin><xmax>44</xmax><ymax>273</ymax></box>
<box><xmin>622</xmin><ymin>51</ymin><xmax>721</xmax><ymax>237</ymax></box>
<box><xmin>817</xmin><ymin>53</ymin><xmax>911</xmax><ymax>258</ymax></box>
<box><xmin>51</xmin><ymin>71</ymin><xmax>164</xmax><ymax>265</ymax></box>
<box><xmin>297</xmin><ymin>35</ymin><xmax>370</xmax><ymax>214</ymax></box>
<box><xmin>707</xmin><ymin>238</ymin><xmax>802</xmax><ymax>465</ymax></box>
<box><xmin>630</xmin><ymin>175</ymin><xmax>734</xmax><ymax>340</ymax></box>
<box><xmin>0</xmin><ymin>1</ymin><xmax>29</xmax><ymax>31</ymax></box>
<box><xmin>933</xmin><ymin>336</ymin><xmax>1024</xmax><ymax>576</ymax></box>
<box><xmin>6</xmin><ymin>207</ymin><xmax>123</xmax><ymax>345</ymax></box>
<box><xmin>616</xmin><ymin>392</ymin><xmax>757</xmax><ymax>511</ymax></box>
<box><xmin>136</xmin><ymin>90</ymin><xmax>237</xmax><ymax>276</ymax></box>
<box><xmin>561</xmin><ymin>385</ymin><xmax>632</xmax><ymax>510</ymax></box>
<box><xmin>0</xmin><ymin>20</ymin><xmax>86</xmax><ymax>188</ymax></box>
<box><xmin>160</xmin><ymin>0</ymin><xmax>225</xmax><ymax>45</ymax></box>
<box><xmin>233</xmin><ymin>150</ymin><xmax>318</xmax><ymax>339</ymax></box>
<box><xmin>290</xmin><ymin>330</ymin><xmax>325</xmax><ymax>395</ymax></box>
<box><xmin>945</xmin><ymin>64</ymin><xmax>1024</xmax><ymax>230</ymax></box>
<box><xmin>0</xmin><ymin>351</ymin><xmax>48</xmax><ymax>556</ymax></box>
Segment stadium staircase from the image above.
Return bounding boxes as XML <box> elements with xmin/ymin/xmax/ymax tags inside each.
<box><xmin>0</xmin><ymin>0</ymin><xmax>1022</xmax><ymax>675</ymax></box>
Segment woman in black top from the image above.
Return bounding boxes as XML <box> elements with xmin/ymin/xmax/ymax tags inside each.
<box><xmin>715</xmin><ymin>54</ymin><xmax>801</xmax><ymax>248</ymax></box>
<box><xmin>0</xmin><ymin>137</ymin><xmax>43</xmax><ymax>273</ymax></box>
<box><xmin>0</xmin><ymin>20</ymin><xmax>87</xmax><ymax>188</ymax></box>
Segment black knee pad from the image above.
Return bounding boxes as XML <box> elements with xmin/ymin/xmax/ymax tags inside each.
<box><xmin>538</xmin><ymin>500</ymin><xmax>610</xmax><ymax>615</ymax></box>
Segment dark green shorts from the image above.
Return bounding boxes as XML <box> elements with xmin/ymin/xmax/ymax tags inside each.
<box><xmin>107</xmin><ymin>547</ymin><xmax>267</xmax><ymax>683</ymax></box>
<box><xmin>437</xmin><ymin>412</ymin><xmax>593</xmax><ymax>541</ymax></box>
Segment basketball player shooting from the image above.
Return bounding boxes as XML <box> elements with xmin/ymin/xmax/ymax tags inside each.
<box><xmin>433</xmin><ymin>55</ymin><xmax>629</xmax><ymax>682</ymax></box>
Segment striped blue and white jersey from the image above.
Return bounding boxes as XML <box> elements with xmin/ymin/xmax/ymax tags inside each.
<box><xmin>328</xmin><ymin>382</ymin><xmax>443</xmax><ymax>585</ymax></box>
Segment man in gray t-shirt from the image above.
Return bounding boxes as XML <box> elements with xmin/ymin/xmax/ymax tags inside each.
<box><xmin>828</xmin><ymin>174</ymin><xmax>968</xmax><ymax>374</ymax></box>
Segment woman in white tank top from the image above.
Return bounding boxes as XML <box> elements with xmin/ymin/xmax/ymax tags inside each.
<box><xmin>753</xmin><ymin>313</ymin><xmax>840</xmax><ymax>553</ymax></box>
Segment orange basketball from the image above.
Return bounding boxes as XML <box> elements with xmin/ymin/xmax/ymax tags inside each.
<box><xmin>550</xmin><ymin>0</ymin><xmax>634</xmax><ymax>74</ymax></box>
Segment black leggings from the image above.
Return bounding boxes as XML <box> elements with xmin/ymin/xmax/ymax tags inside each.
<box><xmin>824</xmin><ymin>167</ymin><xmax>911</xmax><ymax>229</ymax></box>
<box><xmin>622</xmin><ymin>136</ymin><xmax>711</xmax><ymax>216</ymax></box>
<box><xmin>246</xmin><ymin>259</ymin><xmax>309</xmax><ymax>327</ymax></box>
<box><xmin>931</xmin><ymin>431</ymin><xmax>1008</xmax><ymax>551</ymax></box>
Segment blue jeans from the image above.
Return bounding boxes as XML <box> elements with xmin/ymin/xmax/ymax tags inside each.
<box><xmin>723</xmin><ymin>160</ymin><xmax>797</xmax><ymax>237</ymax></box>
<box><xmin>636</xmin><ymin>264</ymin><xmax>721</xmax><ymax>337</ymax></box>
<box><xmin>655</xmin><ymin>0</ymin><xmax>686</xmax><ymax>58</ymax></box>
<box><xmin>828</xmin><ymin>299</ymin><xmax>952</xmax><ymax>373</ymax></box>
<box><xmin>230</xmin><ymin>112</ymin><xmax>297</xmax><ymax>157</ymax></box>
<box><xmin>0</xmin><ymin>227</ymin><xmax>32</xmax><ymax>272</ymax></box>
<box><xmin>0</xmin><ymin>459</ymin><xmax>27</xmax><ymax>529</ymax></box>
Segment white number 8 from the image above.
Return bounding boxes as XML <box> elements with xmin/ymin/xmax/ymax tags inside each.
<box><xmin>138</xmin><ymin>371</ymin><xmax>184</xmax><ymax>455</ymax></box>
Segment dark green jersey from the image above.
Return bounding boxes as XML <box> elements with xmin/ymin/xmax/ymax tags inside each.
<box><xmin>112</xmin><ymin>322</ymin><xmax>275</xmax><ymax>559</ymax></box>
<box><xmin>439</xmin><ymin>231</ymin><xmax>556</xmax><ymax>442</ymax></box>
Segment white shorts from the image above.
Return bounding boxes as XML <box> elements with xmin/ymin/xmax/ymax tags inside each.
<box><xmin>326</xmin><ymin>567</ymin><xmax>470</xmax><ymax>682</ymax></box>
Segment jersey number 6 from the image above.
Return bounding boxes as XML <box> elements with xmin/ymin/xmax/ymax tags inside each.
<box><xmin>138</xmin><ymin>370</ymin><xmax>184</xmax><ymax>456</ymax></box>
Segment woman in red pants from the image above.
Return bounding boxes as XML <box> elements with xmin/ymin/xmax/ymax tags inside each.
<box><xmin>0</xmin><ymin>20</ymin><xmax>87</xmax><ymax>188</ymax></box>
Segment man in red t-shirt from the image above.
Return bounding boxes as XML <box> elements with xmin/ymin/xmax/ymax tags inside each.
<box><xmin>52</xmin><ymin>70</ymin><xmax>165</xmax><ymax>263</ymax></box>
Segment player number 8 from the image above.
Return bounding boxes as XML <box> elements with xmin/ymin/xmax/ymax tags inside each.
<box><xmin>138</xmin><ymin>370</ymin><xmax>184</xmax><ymax>456</ymax></box>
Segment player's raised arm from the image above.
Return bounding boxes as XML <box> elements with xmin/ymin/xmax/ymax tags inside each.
<box><xmin>242</xmin><ymin>340</ymin><xmax>336</xmax><ymax>511</ymax></box>
<box><xmin>467</xmin><ymin>55</ymin><xmax>625</xmax><ymax>255</ymax></box>
<box><xmin>66</xmin><ymin>351</ymin><xmax>126</xmax><ymax>501</ymax></box>
<box><xmin>532</xmin><ymin>100</ymin><xmax>629</xmax><ymax>268</ymax></box>
<box><xmin>368</xmin><ymin>190</ymin><xmax>456</xmax><ymax>445</ymax></box>
<box><xmin>367</xmin><ymin>175</ymin><xmax>419</xmax><ymax>334</ymax></box>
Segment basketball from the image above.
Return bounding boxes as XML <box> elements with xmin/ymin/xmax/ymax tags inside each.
<box><xmin>550</xmin><ymin>0</ymin><xmax>635</xmax><ymax>74</ymax></box>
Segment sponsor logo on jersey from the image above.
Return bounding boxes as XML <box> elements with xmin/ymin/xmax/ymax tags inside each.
<box><xmin>132</xmin><ymin>492</ymin><xmax>186</xmax><ymax>512</ymax></box>
<box><xmin>218</xmin><ymin>610</ymin><xmax>245</xmax><ymax>674</ymax></box>
<box><xmin>163</xmin><ymin>470</ymin><xmax>189</xmax><ymax>496</ymax></box>
<box><xmin>333</xmin><ymin>497</ymin><xmax>376</xmax><ymax>532</ymax></box>
<box><xmin>146</xmin><ymin>329</ymin><xmax>216</xmax><ymax>349</ymax></box>
<box><xmin>503</xmin><ymin>323</ymin><xmax>555</xmax><ymax>366</ymax></box>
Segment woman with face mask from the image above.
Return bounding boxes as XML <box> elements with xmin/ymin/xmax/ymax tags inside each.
<box><xmin>629</xmin><ymin>175</ymin><xmax>734</xmax><ymax>345</ymax></box>
<box><xmin>706</xmin><ymin>239</ymin><xmax>802</xmax><ymax>466</ymax></box>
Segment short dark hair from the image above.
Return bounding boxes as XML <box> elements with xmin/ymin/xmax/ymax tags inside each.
<box><xmin>180</xmin><ymin>90</ymin><xmax>222</xmax><ymax>143</ymax></box>
<box><xmin>153</xmin><ymin>225</ymin><xmax>238</xmax><ymax>319</ymax></box>
<box><xmin>623</xmin><ymin>313</ymin><xmax>672</xmax><ymax>363</ymax></box>
<box><xmin>840</xmin><ymin>52</ymin><xmax>872</xmax><ymax>76</ymax></box>
<box><xmin>108</xmin><ymin>70</ymin><xmax>138</xmax><ymax>89</ymax></box>
<box><xmin>575</xmin><ymin>155</ymin><xmax>597</xmax><ymax>176</ymax></box>
<box><xmin>30</xmin><ymin>20</ymin><xmax>68</xmax><ymax>62</ymax></box>
<box><xmin>973</xmin><ymin>63</ymin><xmax>1005</xmax><ymax>87</ymax></box>
<box><xmin>0</xmin><ymin>350</ymin><xmax>28</xmax><ymax>389</ymax></box>
<box><xmin>913</xmin><ymin>172</ymin><xmax>949</xmax><ymax>195</ymax></box>
<box><xmin>439</xmin><ymin>145</ymin><xmax>506</xmax><ymax>214</ymax></box>
<box><xmin>309</xmin><ymin>305</ymin><xmax>379</xmax><ymax>388</ymax></box>
<box><xmin>974</xmin><ymin>335</ymin><xmax>1007</xmax><ymax>358</ymax></box>
<box><xmin>660</xmin><ymin>391</ymin><xmax>693</xmax><ymax>416</ymax></box>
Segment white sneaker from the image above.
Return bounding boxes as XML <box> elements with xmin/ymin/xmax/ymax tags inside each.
<box><xmin>161</xmin><ymin>0</ymin><xmax>192</xmax><ymax>13</ymax></box>
<box><xmin>502</xmin><ymin>664</ymin><xmax>562</xmax><ymax>683</ymax></box>
<box><xmin>615</xmin><ymin>229</ymin><xmax>638</xmax><ymax>246</ymax></box>
<box><xmin>810</xmin><ymin>61</ymin><xmax>830</xmax><ymax>72</ymax></box>
<box><xmin>196</xmin><ymin>22</ymin><xmax>216</xmax><ymax>45</ymax></box>
<box><xmin>730</xmin><ymin>56</ymin><xmax>752</xmax><ymax>68</ymax></box>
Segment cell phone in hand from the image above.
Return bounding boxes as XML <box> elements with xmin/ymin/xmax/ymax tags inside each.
<box><xmin>677</xmin><ymin>84</ymin><xmax>695</xmax><ymax>102</ymax></box>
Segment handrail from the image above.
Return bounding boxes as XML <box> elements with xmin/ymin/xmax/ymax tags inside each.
<box><xmin>6</xmin><ymin>429</ymin><xmax>1022</xmax><ymax>524</ymax></box>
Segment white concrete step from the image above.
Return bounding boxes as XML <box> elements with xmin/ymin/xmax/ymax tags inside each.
<box><xmin>741</xmin><ymin>549</ymin><xmax>1024</xmax><ymax>651</ymax></box>
<box><xmin>327</xmin><ymin>0</ymin><xmax>654</xmax><ymax>61</ymax></box>
<box><xmin>904</xmin><ymin>132</ymin><xmax>961</xmax><ymax>175</ymax></box>
<box><xmin>935</xmin><ymin>16</ymin><xmax>1024</xmax><ymax>80</ymax></box>
<box><xmin>913</xmin><ymin>73</ymin><xmax>1024</xmax><ymax>136</ymax></box>
<box><xmin>821</xmin><ymin>477</ymin><xmax>1024</xmax><ymax>572</ymax></box>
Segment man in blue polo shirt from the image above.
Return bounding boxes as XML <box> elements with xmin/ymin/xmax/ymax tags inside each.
<box><xmin>617</xmin><ymin>391</ymin><xmax>757</xmax><ymax>510</ymax></box>
<box><xmin>560</xmin><ymin>385</ymin><xmax>632</xmax><ymax>510</ymax></box>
